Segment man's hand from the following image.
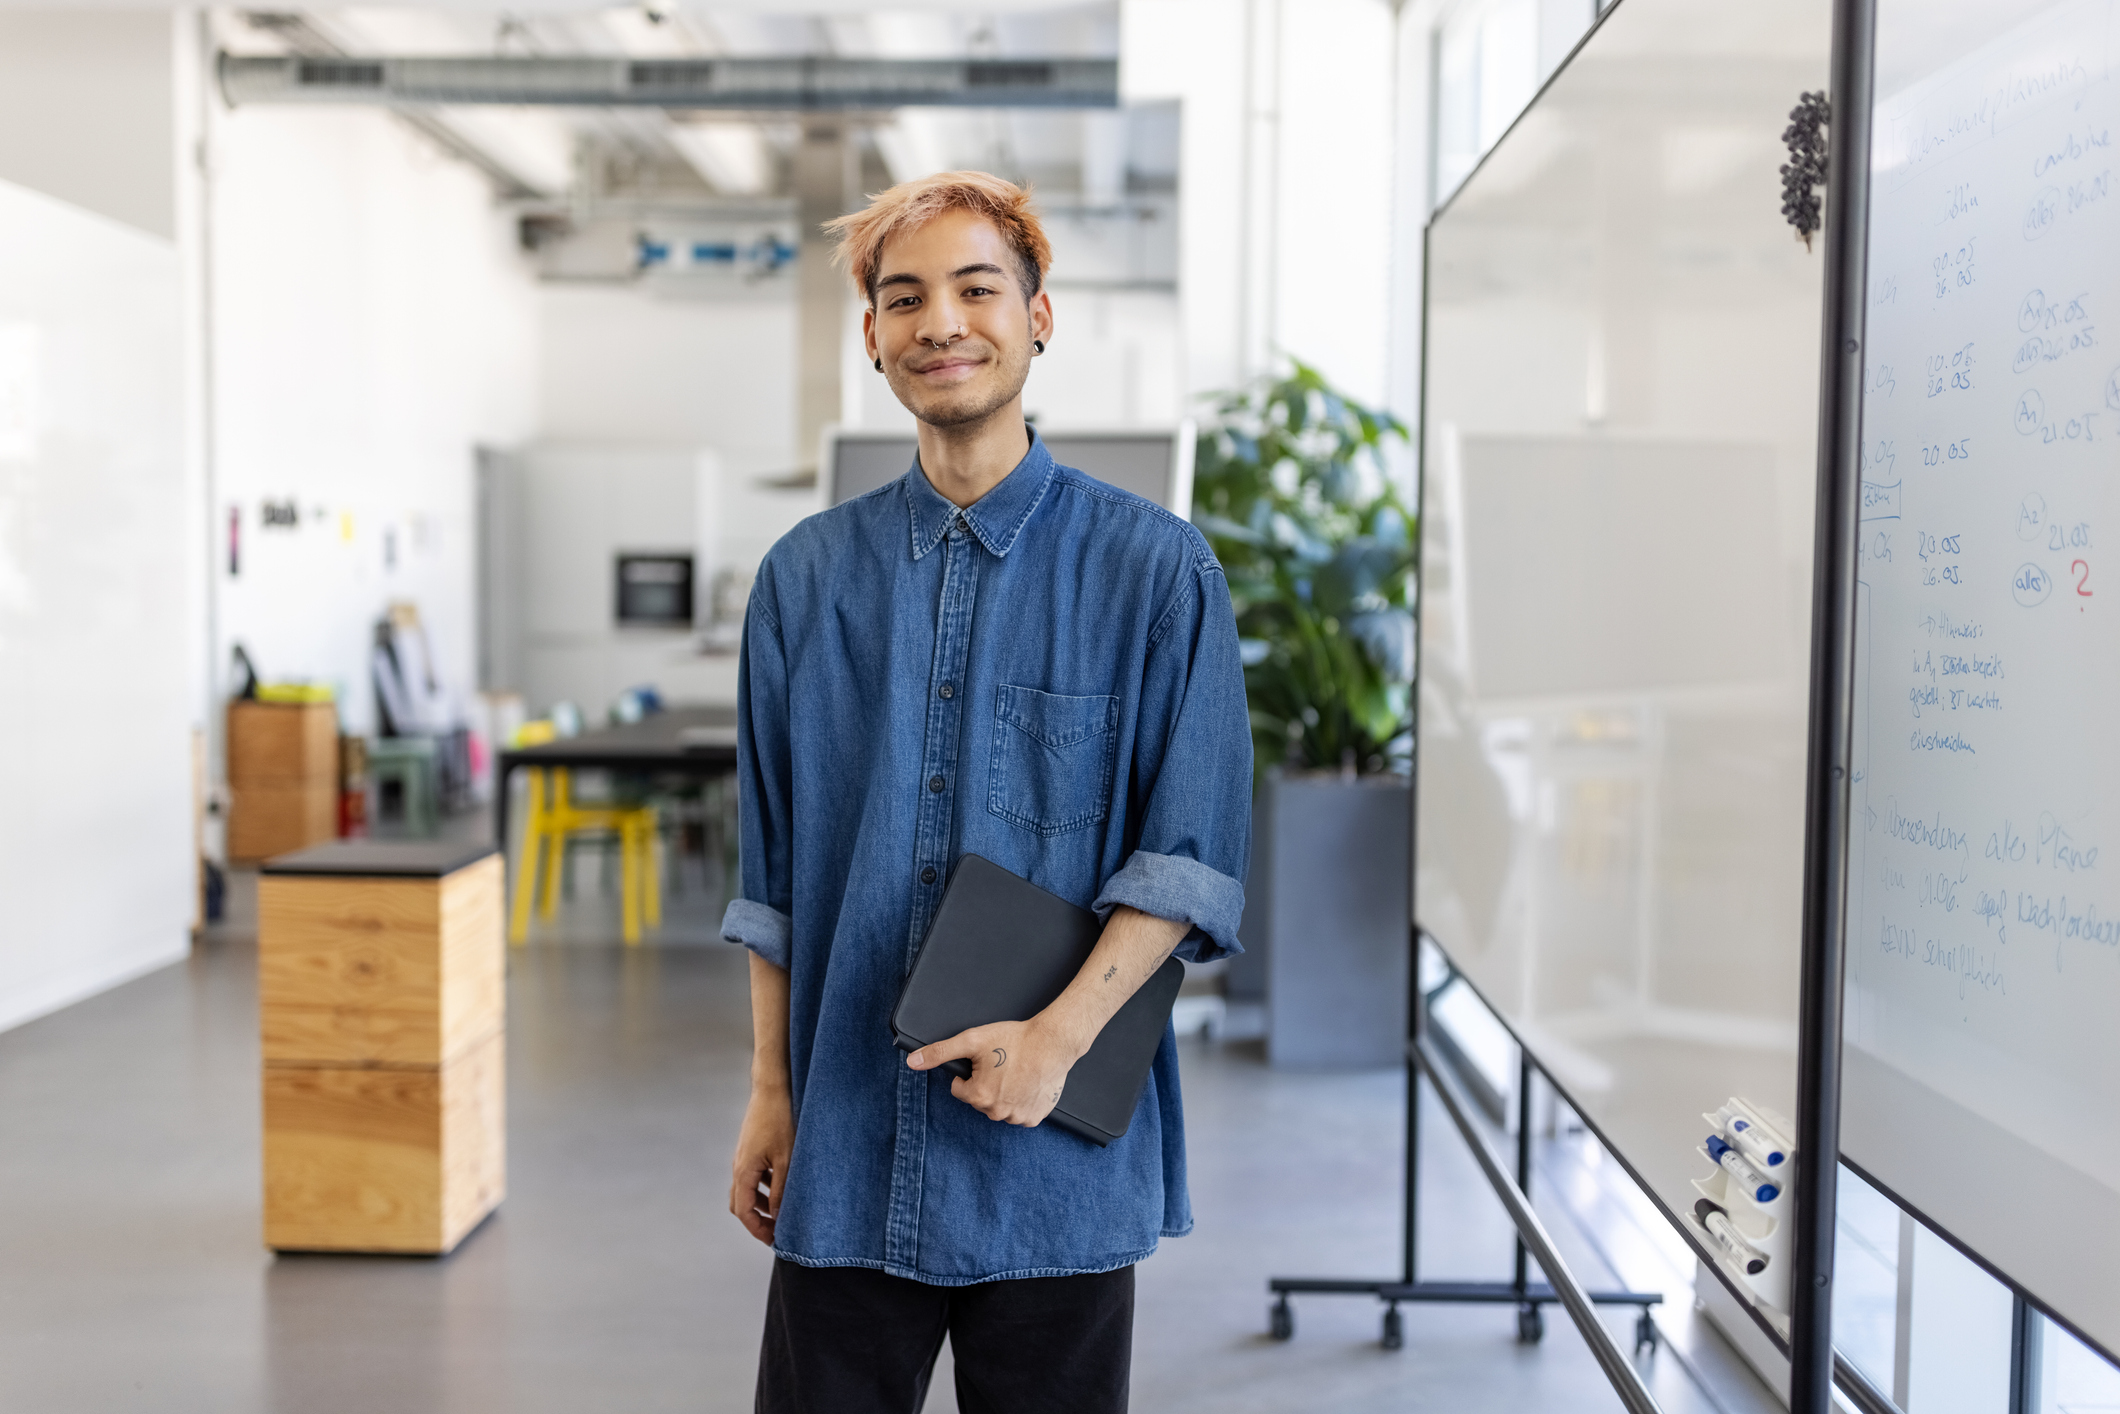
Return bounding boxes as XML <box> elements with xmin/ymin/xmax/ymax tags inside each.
<box><xmin>731</xmin><ymin>951</ymin><xmax>794</xmax><ymax>1245</ymax></box>
<box><xmin>730</xmin><ymin>1082</ymin><xmax>794</xmax><ymax>1244</ymax></box>
<box><xmin>907</xmin><ymin>905</ymin><xmax>1190</xmax><ymax>1129</ymax></box>
<box><xmin>907</xmin><ymin>1017</ymin><xmax>1080</xmax><ymax>1127</ymax></box>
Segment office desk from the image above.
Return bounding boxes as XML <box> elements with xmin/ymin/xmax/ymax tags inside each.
<box><xmin>493</xmin><ymin>706</ymin><xmax>739</xmax><ymax>854</ymax></box>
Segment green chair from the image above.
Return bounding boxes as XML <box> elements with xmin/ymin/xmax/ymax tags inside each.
<box><xmin>369</xmin><ymin>736</ymin><xmax>439</xmax><ymax>837</ymax></box>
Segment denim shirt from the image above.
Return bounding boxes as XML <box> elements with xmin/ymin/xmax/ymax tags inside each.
<box><xmin>720</xmin><ymin>431</ymin><xmax>1253</xmax><ymax>1285</ymax></box>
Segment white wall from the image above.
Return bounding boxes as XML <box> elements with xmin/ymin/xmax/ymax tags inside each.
<box><xmin>535</xmin><ymin>283</ymin><xmax>813</xmax><ymax>636</ymax></box>
<box><xmin>539</xmin><ymin>284</ymin><xmax>796</xmax><ymax>463</ymax></box>
<box><xmin>208</xmin><ymin>101</ymin><xmax>541</xmax><ymax>736</ymax></box>
<box><xmin>0</xmin><ymin>13</ymin><xmax>194</xmax><ymax>1034</ymax></box>
<box><xmin>1027</xmin><ymin>288</ymin><xmax>1185</xmax><ymax>429</ymax></box>
<box><xmin>502</xmin><ymin>444</ymin><xmax>725</xmax><ymax>716</ymax></box>
<box><xmin>0</xmin><ymin>177</ymin><xmax>192</xmax><ymax>1032</ymax></box>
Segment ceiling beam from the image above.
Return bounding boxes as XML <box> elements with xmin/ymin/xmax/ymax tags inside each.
<box><xmin>220</xmin><ymin>54</ymin><xmax>1119</xmax><ymax>110</ymax></box>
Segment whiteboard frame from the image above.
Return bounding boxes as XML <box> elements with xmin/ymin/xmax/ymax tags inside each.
<box><xmin>1786</xmin><ymin>0</ymin><xmax>1879</xmax><ymax>1405</ymax></box>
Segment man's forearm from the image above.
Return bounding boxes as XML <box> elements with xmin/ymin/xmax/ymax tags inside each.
<box><xmin>1031</xmin><ymin>905</ymin><xmax>1189</xmax><ymax>1061</ymax></box>
<box><xmin>748</xmin><ymin>951</ymin><xmax>792</xmax><ymax>1093</ymax></box>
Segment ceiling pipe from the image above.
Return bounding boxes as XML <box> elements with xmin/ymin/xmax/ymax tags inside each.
<box><xmin>219</xmin><ymin>53</ymin><xmax>1121</xmax><ymax>110</ymax></box>
<box><xmin>235</xmin><ymin>14</ymin><xmax>553</xmax><ymax>199</ymax></box>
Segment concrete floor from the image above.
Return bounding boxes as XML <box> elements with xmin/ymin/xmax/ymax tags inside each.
<box><xmin>0</xmin><ymin>862</ymin><xmax>1777</xmax><ymax>1413</ymax></box>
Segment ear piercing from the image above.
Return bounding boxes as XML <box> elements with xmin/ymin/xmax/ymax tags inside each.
<box><xmin>1033</xmin><ymin>340</ymin><xmax>1045</xmax><ymax>354</ymax></box>
<box><xmin>875</xmin><ymin>357</ymin><xmax>883</xmax><ymax>371</ymax></box>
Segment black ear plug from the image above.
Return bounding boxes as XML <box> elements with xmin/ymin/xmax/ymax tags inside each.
<box><xmin>1033</xmin><ymin>340</ymin><xmax>1045</xmax><ymax>354</ymax></box>
<box><xmin>875</xmin><ymin>357</ymin><xmax>883</xmax><ymax>371</ymax></box>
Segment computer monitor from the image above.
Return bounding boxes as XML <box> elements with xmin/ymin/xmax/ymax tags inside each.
<box><xmin>821</xmin><ymin>424</ymin><xmax>1197</xmax><ymax>517</ymax></box>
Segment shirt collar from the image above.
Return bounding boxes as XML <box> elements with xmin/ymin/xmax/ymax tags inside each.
<box><xmin>904</xmin><ymin>426</ymin><xmax>1057</xmax><ymax>561</ymax></box>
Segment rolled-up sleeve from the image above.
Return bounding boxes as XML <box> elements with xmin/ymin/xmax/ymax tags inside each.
<box><xmin>1092</xmin><ymin>557</ymin><xmax>1254</xmax><ymax>962</ymax></box>
<box><xmin>719</xmin><ymin>590</ymin><xmax>795</xmax><ymax>970</ymax></box>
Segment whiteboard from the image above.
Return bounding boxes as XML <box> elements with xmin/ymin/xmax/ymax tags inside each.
<box><xmin>1415</xmin><ymin>0</ymin><xmax>1829</xmax><ymax>1324</ymax></box>
<box><xmin>1845</xmin><ymin>0</ymin><xmax>2120</xmax><ymax>1358</ymax></box>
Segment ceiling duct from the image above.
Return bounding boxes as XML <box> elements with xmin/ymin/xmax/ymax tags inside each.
<box><xmin>219</xmin><ymin>54</ymin><xmax>1120</xmax><ymax>110</ymax></box>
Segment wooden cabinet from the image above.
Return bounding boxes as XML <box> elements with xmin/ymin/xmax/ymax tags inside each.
<box><xmin>259</xmin><ymin>842</ymin><xmax>505</xmax><ymax>1254</ymax></box>
<box><xmin>227</xmin><ymin>700</ymin><xmax>340</xmax><ymax>862</ymax></box>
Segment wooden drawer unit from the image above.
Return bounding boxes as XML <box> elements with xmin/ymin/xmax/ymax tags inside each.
<box><xmin>228</xmin><ymin>699</ymin><xmax>339</xmax><ymax>786</ymax></box>
<box><xmin>228</xmin><ymin>782</ymin><xmax>339</xmax><ymax>864</ymax></box>
<box><xmin>263</xmin><ymin>1030</ymin><xmax>505</xmax><ymax>1254</ymax></box>
<box><xmin>259</xmin><ymin>841</ymin><xmax>505</xmax><ymax>1254</ymax></box>
<box><xmin>259</xmin><ymin>855</ymin><xmax>502</xmax><ymax>1066</ymax></box>
<box><xmin>228</xmin><ymin>701</ymin><xmax>340</xmax><ymax>861</ymax></box>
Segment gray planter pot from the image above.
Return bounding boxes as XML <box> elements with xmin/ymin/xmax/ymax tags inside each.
<box><xmin>1228</xmin><ymin>770</ymin><xmax>1411</xmax><ymax>1070</ymax></box>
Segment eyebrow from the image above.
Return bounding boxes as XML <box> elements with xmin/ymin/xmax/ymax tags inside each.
<box><xmin>874</xmin><ymin>262</ymin><xmax>1013</xmax><ymax>292</ymax></box>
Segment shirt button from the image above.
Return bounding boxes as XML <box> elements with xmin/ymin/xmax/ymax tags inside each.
<box><xmin>938</xmin><ymin>683</ymin><xmax>954</xmax><ymax>700</ymax></box>
<box><xmin>921</xmin><ymin>865</ymin><xmax>938</xmax><ymax>884</ymax></box>
<box><xmin>929</xmin><ymin>775</ymin><xmax>945</xmax><ymax>793</ymax></box>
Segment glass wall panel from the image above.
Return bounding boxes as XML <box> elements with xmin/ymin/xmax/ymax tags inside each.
<box><xmin>1432</xmin><ymin>0</ymin><xmax>1598</xmax><ymax>204</ymax></box>
<box><xmin>1903</xmin><ymin>1229</ymin><xmax>2014</xmax><ymax>1414</ymax></box>
<box><xmin>2037</xmin><ymin>1314</ymin><xmax>2120</xmax><ymax>1414</ymax></box>
<box><xmin>1834</xmin><ymin>1166</ymin><xmax>1904</xmax><ymax>1396</ymax></box>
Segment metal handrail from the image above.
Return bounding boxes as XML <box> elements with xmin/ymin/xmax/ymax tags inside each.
<box><xmin>1411</xmin><ymin>1032</ymin><xmax>1664</xmax><ymax>1414</ymax></box>
<box><xmin>1834</xmin><ymin>1353</ymin><xmax>1902</xmax><ymax>1414</ymax></box>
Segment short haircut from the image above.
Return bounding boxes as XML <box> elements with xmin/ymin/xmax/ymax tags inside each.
<box><xmin>825</xmin><ymin>170</ymin><xmax>1053</xmax><ymax>306</ymax></box>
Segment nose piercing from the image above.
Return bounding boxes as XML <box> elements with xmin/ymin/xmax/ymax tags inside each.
<box><xmin>928</xmin><ymin>331</ymin><xmax>962</xmax><ymax>349</ymax></box>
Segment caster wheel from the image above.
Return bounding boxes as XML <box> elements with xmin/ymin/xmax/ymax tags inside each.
<box><xmin>1635</xmin><ymin>1311</ymin><xmax>1659</xmax><ymax>1354</ymax></box>
<box><xmin>1381</xmin><ymin>1305</ymin><xmax>1404</xmax><ymax>1351</ymax></box>
<box><xmin>1517</xmin><ymin>1304</ymin><xmax>1545</xmax><ymax>1344</ymax></box>
<box><xmin>1269</xmin><ymin>1298</ymin><xmax>1294</xmax><ymax>1341</ymax></box>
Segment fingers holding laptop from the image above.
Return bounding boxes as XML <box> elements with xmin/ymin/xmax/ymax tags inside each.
<box><xmin>907</xmin><ymin>1018</ymin><xmax>1078</xmax><ymax>1128</ymax></box>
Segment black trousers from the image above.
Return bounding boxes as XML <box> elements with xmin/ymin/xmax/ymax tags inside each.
<box><xmin>755</xmin><ymin>1257</ymin><xmax>1134</xmax><ymax>1414</ymax></box>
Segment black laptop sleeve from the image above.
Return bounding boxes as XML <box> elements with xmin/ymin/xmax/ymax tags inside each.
<box><xmin>890</xmin><ymin>854</ymin><xmax>1185</xmax><ymax>1147</ymax></box>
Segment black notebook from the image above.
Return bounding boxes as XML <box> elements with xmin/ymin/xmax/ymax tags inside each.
<box><xmin>891</xmin><ymin>854</ymin><xmax>1185</xmax><ymax>1147</ymax></box>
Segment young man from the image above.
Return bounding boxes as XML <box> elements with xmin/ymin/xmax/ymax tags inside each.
<box><xmin>721</xmin><ymin>171</ymin><xmax>1251</xmax><ymax>1414</ymax></box>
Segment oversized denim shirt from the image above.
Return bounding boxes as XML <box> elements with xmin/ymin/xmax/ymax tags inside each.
<box><xmin>719</xmin><ymin>431</ymin><xmax>1253</xmax><ymax>1285</ymax></box>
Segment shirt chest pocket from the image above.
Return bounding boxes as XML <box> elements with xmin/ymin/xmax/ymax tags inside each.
<box><xmin>987</xmin><ymin>684</ymin><xmax>1120</xmax><ymax>837</ymax></box>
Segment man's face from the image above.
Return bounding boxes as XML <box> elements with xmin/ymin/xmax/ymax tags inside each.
<box><xmin>865</xmin><ymin>209</ymin><xmax>1054</xmax><ymax>430</ymax></box>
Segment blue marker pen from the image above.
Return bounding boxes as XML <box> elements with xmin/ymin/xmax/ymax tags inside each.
<box><xmin>1707</xmin><ymin>1136</ymin><xmax>1781</xmax><ymax>1204</ymax></box>
<box><xmin>1727</xmin><ymin>1118</ymin><xmax>1787</xmax><ymax>1168</ymax></box>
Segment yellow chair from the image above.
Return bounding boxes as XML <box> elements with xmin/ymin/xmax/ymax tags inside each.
<box><xmin>508</xmin><ymin>766</ymin><xmax>661</xmax><ymax>945</ymax></box>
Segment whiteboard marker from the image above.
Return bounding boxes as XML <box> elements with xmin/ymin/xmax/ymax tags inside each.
<box><xmin>1724</xmin><ymin>1122</ymin><xmax>1786</xmax><ymax>1169</ymax></box>
<box><xmin>1706</xmin><ymin>1136</ymin><xmax>1781</xmax><ymax>1203</ymax></box>
<box><xmin>1694</xmin><ymin>1199</ymin><xmax>1769</xmax><ymax>1274</ymax></box>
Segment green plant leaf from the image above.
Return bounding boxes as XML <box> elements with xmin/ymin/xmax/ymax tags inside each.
<box><xmin>1195</xmin><ymin>356</ymin><xmax>1416</xmax><ymax>783</ymax></box>
<box><xmin>1348</xmin><ymin>608</ymin><xmax>1415</xmax><ymax>683</ymax></box>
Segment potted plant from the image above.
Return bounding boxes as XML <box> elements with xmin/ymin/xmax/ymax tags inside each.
<box><xmin>1192</xmin><ymin>359</ymin><xmax>1415</xmax><ymax>1068</ymax></box>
